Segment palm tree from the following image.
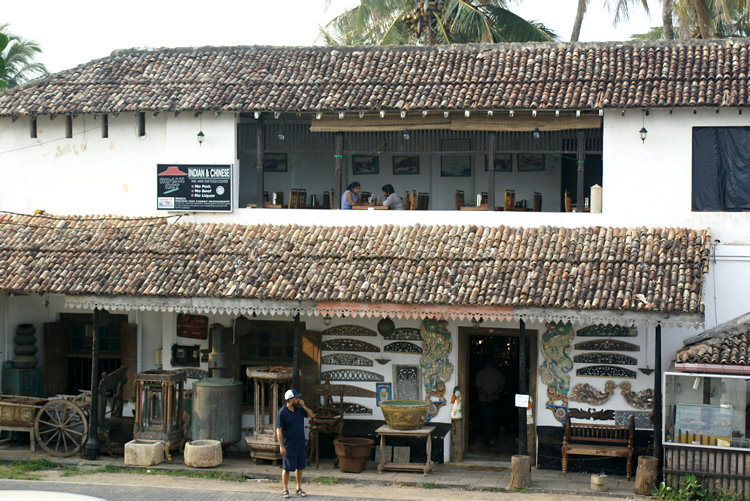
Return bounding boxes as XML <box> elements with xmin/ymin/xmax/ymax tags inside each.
<box><xmin>635</xmin><ymin>0</ymin><xmax>750</xmax><ymax>39</ymax></box>
<box><xmin>0</xmin><ymin>24</ymin><xmax>48</xmax><ymax>88</ymax></box>
<box><xmin>0</xmin><ymin>31</ymin><xmax>8</xmax><ymax>89</ymax></box>
<box><xmin>570</xmin><ymin>0</ymin><xmax>650</xmax><ymax>42</ymax></box>
<box><xmin>320</xmin><ymin>0</ymin><xmax>557</xmax><ymax>46</ymax></box>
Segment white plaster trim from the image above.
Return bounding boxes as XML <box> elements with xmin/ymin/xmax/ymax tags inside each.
<box><xmin>65</xmin><ymin>295</ymin><xmax>318</xmax><ymax>317</ymax></box>
<box><xmin>512</xmin><ymin>307</ymin><xmax>704</xmax><ymax>328</ymax></box>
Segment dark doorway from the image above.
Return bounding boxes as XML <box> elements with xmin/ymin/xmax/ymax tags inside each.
<box><xmin>561</xmin><ymin>153</ymin><xmax>602</xmax><ymax>210</ymax></box>
<box><xmin>466</xmin><ymin>331</ymin><xmax>520</xmax><ymax>460</ymax></box>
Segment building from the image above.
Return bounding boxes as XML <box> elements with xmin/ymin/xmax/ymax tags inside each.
<box><xmin>0</xmin><ymin>40</ymin><xmax>748</xmax><ymax>471</ymax></box>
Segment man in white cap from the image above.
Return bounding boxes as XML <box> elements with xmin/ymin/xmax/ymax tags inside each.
<box><xmin>276</xmin><ymin>388</ymin><xmax>315</xmax><ymax>498</ymax></box>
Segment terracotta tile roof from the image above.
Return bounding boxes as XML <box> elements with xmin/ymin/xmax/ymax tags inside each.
<box><xmin>0</xmin><ymin>214</ymin><xmax>709</xmax><ymax>314</ymax></box>
<box><xmin>676</xmin><ymin>312</ymin><xmax>750</xmax><ymax>365</ymax></box>
<box><xmin>1</xmin><ymin>40</ymin><xmax>749</xmax><ymax>116</ymax></box>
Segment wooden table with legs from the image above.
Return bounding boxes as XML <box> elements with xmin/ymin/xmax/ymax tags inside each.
<box><xmin>375</xmin><ymin>425</ymin><xmax>435</xmax><ymax>475</ymax></box>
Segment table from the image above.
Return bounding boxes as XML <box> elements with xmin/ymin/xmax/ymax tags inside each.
<box><xmin>352</xmin><ymin>205</ymin><xmax>389</xmax><ymax>210</ymax></box>
<box><xmin>375</xmin><ymin>425</ymin><xmax>435</xmax><ymax>475</ymax></box>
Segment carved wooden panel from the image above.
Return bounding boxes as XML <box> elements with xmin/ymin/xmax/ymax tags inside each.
<box><xmin>384</xmin><ymin>342</ymin><xmax>422</xmax><ymax>354</ymax></box>
<box><xmin>382</xmin><ymin>327</ymin><xmax>421</xmax><ymax>340</ymax></box>
<box><xmin>392</xmin><ymin>364</ymin><xmax>421</xmax><ymax>400</ymax></box>
<box><xmin>322</xmin><ymin>338</ymin><xmax>379</xmax><ymax>352</ymax></box>
<box><xmin>576</xmin><ymin>324</ymin><xmax>637</xmax><ymax>337</ymax></box>
<box><xmin>573</xmin><ymin>353</ymin><xmax>637</xmax><ymax>365</ymax></box>
<box><xmin>322</xmin><ymin>325</ymin><xmax>377</xmax><ymax>337</ymax></box>
<box><xmin>574</xmin><ymin>339</ymin><xmax>639</xmax><ymax>352</ymax></box>
<box><xmin>320</xmin><ymin>369</ymin><xmax>383</xmax><ymax>382</ymax></box>
<box><xmin>321</xmin><ymin>353</ymin><xmax>373</xmax><ymax>367</ymax></box>
<box><xmin>576</xmin><ymin>365</ymin><xmax>636</xmax><ymax>378</ymax></box>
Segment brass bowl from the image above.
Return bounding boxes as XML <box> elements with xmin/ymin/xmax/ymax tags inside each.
<box><xmin>378</xmin><ymin>400</ymin><xmax>430</xmax><ymax>430</ymax></box>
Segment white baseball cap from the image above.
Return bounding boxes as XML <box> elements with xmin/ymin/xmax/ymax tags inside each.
<box><xmin>284</xmin><ymin>389</ymin><xmax>301</xmax><ymax>400</ymax></box>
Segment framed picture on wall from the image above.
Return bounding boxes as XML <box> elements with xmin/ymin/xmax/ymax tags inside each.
<box><xmin>392</xmin><ymin>156</ymin><xmax>420</xmax><ymax>175</ymax></box>
<box><xmin>485</xmin><ymin>153</ymin><xmax>513</xmax><ymax>172</ymax></box>
<box><xmin>263</xmin><ymin>153</ymin><xmax>287</xmax><ymax>172</ymax></box>
<box><xmin>441</xmin><ymin>156</ymin><xmax>471</xmax><ymax>177</ymax></box>
<box><xmin>518</xmin><ymin>153</ymin><xmax>546</xmax><ymax>172</ymax></box>
<box><xmin>352</xmin><ymin>155</ymin><xmax>379</xmax><ymax>175</ymax></box>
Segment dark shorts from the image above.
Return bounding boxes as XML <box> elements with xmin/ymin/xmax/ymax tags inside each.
<box><xmin>282</xmin><ymin>447</ymin><xmax>306</xmax><ymax>471</ymax></box>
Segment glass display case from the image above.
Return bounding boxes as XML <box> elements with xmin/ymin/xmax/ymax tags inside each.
<box><xmin>664</xmin><ymin>371</ymin><xmax>750</xmax><ymax>449</ymax></box>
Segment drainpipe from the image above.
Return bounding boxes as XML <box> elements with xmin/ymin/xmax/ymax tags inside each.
<box><xmin>293</xmin><ymin>313</ymin><xmax>300</xmax><ymax>391</ymax></box>
<box><xmin>334</xmin><ymin>133</ymin><xmax>343</xmax><ymax>209</ymax></box>
<box><xmin>256</xmin><ymin>121</ymin><xmax>264</xmax><ymax>208</ymax></box>
<box><xmin>487</xmin><ymin>132</ymin><xmax>496</xmax><ymax>211</ymax></box>
<box><xmin>85</xmin><ymin>307</ymin><xmax>109</xmax><ymax>460</ymax></box>
<box><xmin>654</xmin><ymin>323</ymin><xmax>662</xmax><ymax>468</ymax></box>
<box><xmin>576</xmin><ymin>130</ymin><xmax>585</xmax><ymax>212</ymax></box>
<box><xmin>518</xmin><ymin>319</ymin><xmax>528</xmax><ymax>455</ymax></box>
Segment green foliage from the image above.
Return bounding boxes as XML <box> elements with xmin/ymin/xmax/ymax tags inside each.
<box><xmin>320</xmin><ymin>0</ymin><xmax>557</xmax><ymax>46</ymax></box>
<box><xmin>420</xmin><ymin>482</ymin><xmax>440</xmax><ymax>489</ymax></box>
<box><xmin>0</xmin><ymin>23</ymin><xmax>48</xmax><ymax>88</ymax></box>
<box><xmin>652</xmin><ymin>475</ymin><xmax>741</xmax><ymax>501</ymax></box>
<box><xmin>0</xmin><ymin>459</ymin><xmax>59</xmax><ymax>480</ymax></box>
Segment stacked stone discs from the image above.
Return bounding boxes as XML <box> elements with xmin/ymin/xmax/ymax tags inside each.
<box><xmin>13</xmin><ymin>323</ymin><xmax>38</xmax><ymax>369</ymax></box>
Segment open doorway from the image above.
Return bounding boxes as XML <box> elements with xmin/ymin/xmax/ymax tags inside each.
<box><xmin>457</xmin><ymin>326</ymin><xmax>537</xmax><ymax>464</ymax></box>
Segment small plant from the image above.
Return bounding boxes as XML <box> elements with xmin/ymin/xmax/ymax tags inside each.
<box><xmin>0</xmin><ymin>459</ymin><xmax>59</xmax><ymax>480</ymax></box>
<box><xmin>513</xmin><ymin>486</ymin><xmax>529</xmax><ymax>493</ymax></box>
<box><xmin>651</xmin><ymin>475</ymin><xmax>741</xmax><ymax>501</ymax></box>
<box><xmin>312</xmin><ymin>476</ymin><xmax>338</xmax><ymax>485</ymax></box>
<box><xmin>420</xmin><ymin>482</ymin><xmax>440</xmax><ymax>489</ymax></box>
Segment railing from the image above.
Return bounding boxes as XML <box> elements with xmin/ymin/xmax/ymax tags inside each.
<box><xmin>664</xmin><ymin>443</ymin><xmax>750</xmax><ymax>498</ymax></box>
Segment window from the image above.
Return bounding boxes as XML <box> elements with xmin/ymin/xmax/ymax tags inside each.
<box><xmin>65</xmin><ymin>115</ymin><xmax>73</xmax><ymax>138</ymax></box>
<box><xmin>137</xmin><ymin>112</ymin><xmax>146</xmax><ymax>136</ymax></box>
<box><xmin>692</xmin><ymin>126</ymin><xmax>750</xmax><ymax>211</ymax></box>
<box><xmin>665</xmin><ymin>372</ymin><xmax>750</xmax><ymax>449</ymax></box>
<box><xmin>101</xmin><ymin>114</ymin><xmax>108</xmax><ymax>138</ymax></box>
<box><xmin>30</xmin><ymin>117</ymin><xmax>37</xmax><ymax>138</ymax></box>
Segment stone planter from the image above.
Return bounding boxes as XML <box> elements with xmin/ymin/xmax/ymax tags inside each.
<box><xmin>124</xmin><ymin>439</ymin><xmax>165</xmax><ymax>466</ymax></box>
<box><xmin>379</xmin><ymin>400</ymin><xmax>430</xmax><ymax>430</ymax></box>
<box><xmin>334</xmin><ymin>437</ymin><xmax>374</xmax><ymax>473</ymax></box>
<box><xmin>184</xmin><ymin>439</ymin><xmax>222</xmax><ymax>468</ymax></box>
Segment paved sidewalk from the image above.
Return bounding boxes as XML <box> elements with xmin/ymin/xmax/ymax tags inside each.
<box><xmin>0</xmin><ymin>445</ymin><xmax>644</xmax><ymax>499</ymax></box>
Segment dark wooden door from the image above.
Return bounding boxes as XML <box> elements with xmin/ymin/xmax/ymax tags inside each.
<box><xmin>43</xmin><ymin>322</ymin><xmax>68</xmax><ymax>397</ymax></box>
<box><xmin>120</xmin><ymin>323</ymin><xmax>137</xmax><ymax>402</ymax></box>
<box><xmin>299</xmin><ymin>330</ymin><xmax>321</xmax><ymax>404</ymax></box>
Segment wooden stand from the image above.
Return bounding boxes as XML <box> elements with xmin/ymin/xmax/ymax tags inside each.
<box><xmin>634</xmin><ymin>455</ymin><xmax>659</xmax><ymax>495</ymax></box>
<box><xmin>376</xmin><ymin>425</ymin><xmax>435</xmax><ymax>475</ymax></box>
<box><xmin>509</xmin><ymin>455</ymin><xmax>531</xmax><ymax>489</ymax></box>
<box><xmin>245</xmin><ymin>367</ymin><xmax>292</xmax><ymax>464</ymax></box>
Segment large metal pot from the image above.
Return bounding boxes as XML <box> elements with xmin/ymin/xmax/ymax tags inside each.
<box><xmin>378</xmin><ymin>400</ymin><xmax>430</xmax><ymax>430</ymax></box>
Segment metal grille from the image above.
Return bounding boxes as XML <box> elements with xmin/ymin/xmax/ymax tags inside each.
<box><xmin>237</xmin><ymin>123</ymin><xmax>602</xmax><ymax>155</ymax></box>
<box><xmin>664</xmin><ymin>444</ymin><xmax>750</xmax><ymax>498</ymax></box>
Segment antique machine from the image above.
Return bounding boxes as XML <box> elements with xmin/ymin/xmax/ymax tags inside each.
<box><xmin>245</xmin><ymin>366</ymin><xmax>292</xmax><ymax>464</ymax></box>
<box><xmin>133</xmin><ymin>369</ymin><xmax>186</xmax><ymax>449</ymax></box>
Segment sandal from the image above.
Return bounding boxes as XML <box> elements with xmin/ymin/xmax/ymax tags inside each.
<box><xmin>282</xmin><ymin>490</ymin><xmax>290</xmax><ymax>499</ymax></box>
<box><xmin>296</xmin><ymin>489</ymin><xmax>307</xmax><ymax>497</ymax></box>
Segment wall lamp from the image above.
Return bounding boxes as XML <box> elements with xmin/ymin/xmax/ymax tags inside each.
<box><xmin>639</xmin><ymin>126</ymin><xmax>648</xmax><ymax>143</ymax></box>
<box><xmin>532</xmin><ymin>127</ymin><xmax>541</xmax><ymax>140</ymax></box>
<box><xmin>197</xmin><ymin>130</ymin><xmax>205</xmax><ymax>145</ymax></box>
<box><xmin>278</xmin><ymin>130</ymin><xmax>285</xmax><ymax>141</ymax></box>
<box><xmin>402</xmin><ymin>129</ymin><xmax>410</xmax><ymax>141</ymax></box>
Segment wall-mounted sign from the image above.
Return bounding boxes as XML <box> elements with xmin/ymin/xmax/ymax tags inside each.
<box><xmin>157</xmin><ymin>164</ymin><xmax>232</xmax><ymax>211</ymax></box>
<box><xmin>176</xmin><ymin>313</ymin><xmax>208</xmax><ymax>340</ymax></box>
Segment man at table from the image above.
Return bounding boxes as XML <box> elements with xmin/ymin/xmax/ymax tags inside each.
<box><xmin>276</xmin><ymin>389</ymin><xmax>315</xmax><ymax>498</ymax></box>
<box><xmin>381</xmin><ymin>184</ymin><xmax>404</xmax><ymax>210</ymax></box>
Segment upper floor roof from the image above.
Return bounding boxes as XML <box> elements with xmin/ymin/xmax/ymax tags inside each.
<box><xmin>1</xmin><ymin>39</ymin><xmax>749</xmax><ymax>117</ymax></box>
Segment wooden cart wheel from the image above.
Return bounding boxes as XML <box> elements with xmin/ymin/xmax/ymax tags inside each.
<box><xmin>34</xmin><ymin>399</ymin><xmax>88</xmax><ymax>457</ymax></box>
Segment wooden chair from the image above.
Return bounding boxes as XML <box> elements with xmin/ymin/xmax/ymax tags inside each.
<box><xmin>533</xmin><ymin>192</ymin><xmax>542</xmax><ymax>212</ymax></box>
<box><xmin>564</xmin><ymin>190</ymin><xmax>573</xmax><ymax>212</ymax></box>
<box><xmin>418</xmin><ymin>192</ymin><xmax>429</xmax><ymax>210</ymax></box>
<box><xmin>504</xmin><ymin>190</ymin><xmax>515</xmax><ymax>211</ymax></box>
<box><xmin>323</xmin><ymin>191</ymin><xmax>331</xmax><ymax>209</ymax></box>
<box><xmin>410</xmin><ymin>190</ymin><xmax>417</xmax><ymax>211</ymax></box>
<box><xmin>307</xmin><ymin>376</ymin><xmax>344</xmax><ymax>468</ymax></box>
<box><xmin>360</xmin><ymin>191</ymin><xmax>372</xmax><ymax>204</ymax></box>
<box><xmin>481</xmin><ymin>192</ymin><xmax>488</xmax><ymax>205</ymax></box>
<box><xmin>454</xmin><ymin>190</ymin><xmax>465</xmax><ymax>210</ymax></box>
<box><xmin>403</xmin><ymin>191</ymin><xmax>411</xmax><ymax>210</ymax></box>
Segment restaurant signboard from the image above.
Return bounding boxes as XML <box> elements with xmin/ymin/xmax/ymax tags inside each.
<box><xmin>157</xmin><ymin>164</ymin><xmax>232</xmax><ymax>211</ymax></box>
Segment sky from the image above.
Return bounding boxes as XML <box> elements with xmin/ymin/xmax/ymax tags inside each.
<box><xmin>4</xmin><ymin>1</ymin><xmax>657</xmax><ymax>74</ymax></box>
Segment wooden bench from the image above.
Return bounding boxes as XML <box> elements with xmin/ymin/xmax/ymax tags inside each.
<box><xmin>562</xmin><ymin>415</ymin><xmax>635</xmax><ymax>480</ymax></box>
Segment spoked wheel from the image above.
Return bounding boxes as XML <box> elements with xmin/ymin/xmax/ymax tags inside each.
<box><xmin>34</xmin><ymin>399</ymin><xmax>88</xmax><ymax>457</ymax></box>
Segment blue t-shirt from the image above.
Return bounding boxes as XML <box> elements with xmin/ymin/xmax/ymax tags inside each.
<box><xmin>276</xmin><ymin>405</ymin><xmax>306</xmax><ymax>450</ymax></box>
<box><xmin>341</xmin><ymin>190</ymin><xmax>358</xmax><ymax>209</ymax></box>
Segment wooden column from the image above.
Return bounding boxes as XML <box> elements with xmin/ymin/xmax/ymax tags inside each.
<box><xmin>487</xmin><ymin>132</ymin><xmax>496</xmax><ymax>211</ymax></box>
<box><xmin>518</xmin><ymin>319</ymin><xmax>528</xmax><ymax>455</ymax></box>
<box><xmin>576</xmin><ymin>130</ymin><xmax>585</xmax><ymax>211</ymax></box>
<box><xmin>256</xmin><ymin>122</ymin><xmax>264</xmax><ymax>208</ymax></box>
<box><xmin>654</xmin><ymin>323</ymin><xmax>662</xmax><ymax>467</ymax></box>
<box><xmin>509</xmin><ymin>455</ymin><xmax>531</xmax><ymax>489</ymax></box>
<box><xmin>334</xmin><ymin>133</ymin><xmax>343</xmax><ymax>209</ymax></box>
<box><xmin>635</xmin><ymin>456</ymin><xmax>659</xmax><ymax>495</ymax></box>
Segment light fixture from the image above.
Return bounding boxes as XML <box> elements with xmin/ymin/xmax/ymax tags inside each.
<box><xmin>639</xmin><ymin>126</ymin><xmax>648</xmax><ymax>143</ymax></box>
<box><xmin>197</xmin><ymin>130</ymin><xmax>205</xmax><ymax>145</ymax></box>
<box><xmin>532</xmin><ymin>109</ymin><xmax>537</xmax><ymax>117</ymax></box>
<box><xmin>598</xmin><ymin>109</ymin><xmax>604</xmax><ymax>116</ymax></box>
<box><xmin>254</xmin><ymin>112</ymin><xmax>260</xmax><ymax>119</ymax></box>
<box><xmin>278</xmin><ymin>130</ymin><xmax>285</xmax><ymax>141</ymax></box>
<box><xmin>575</xmin><ymin>109</ymin><xmax>581</xmax><ymax>117</ymax></box>
<box><xmin>274</xmin><ymin>112</ymin><xmax>280</xmax><ymax>119</ymax></box>
<box><xmin>400</xmin><ymin>110</ymin><xmax>407</xmax><ymax>118</ymax></box>
<box><xmin>509</xmin><ymin>110</ymin><xmax>514</xmax><ymax>117</ymax></box>
<box><xmin>315</xmin><ymin>112</ymin><xmax>322</xmax><ymax>120</ymax></box>
<box><xmin>358</xmin><ymin>111</ymin><xmax>365</xmax><ymax>119</ymax></box>
<box><xmin>443</xmin><ymin>111</ymin><xmax>449</xmax><ymax>118</ymax></box>
<box><xmin>464</xmin><ymin>110</ymin><xmax>470</xmax><ymax>118</ymax></box>
<box><xmin>379</xmin><ymin>110</ymin><xmax>385</xmax><ymax>118</ymax></box>
<box><xmin>422</xmin><ymin>110</ymin><xmax>428</xmax><ymax>117</ymax></box>
<box><xmin>338</xmin><ymin>112</ymin><xmax>345</xmax><ymax>119</ymax></box>
<box><xmin>402</xmin><ymin>129</ymin><xmax>410</xmax><ymax>141</ymax></box>
<box><xmin>323</xmin><ymin>314</ymin><xmax>332</xmax><ymax>326</ymax></box>
<box><xmin>532</xmin><ymin>127</ymin><xmax>541</xmax><ymax>140</ymax></box>
<box><xmin>487</xmin><ymin>110</ymin><xmax>493</xmax><ymax>117</ymax></box>
<box><xmin>555</xmin><ymin>110</ymin><xmax>560</xmax><ymax>117</ymax></box>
